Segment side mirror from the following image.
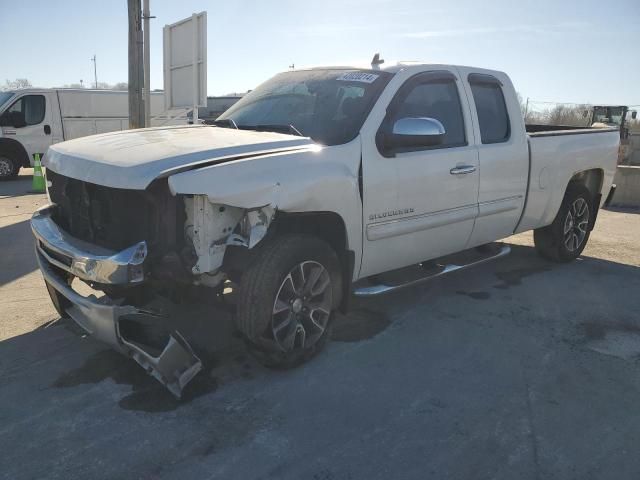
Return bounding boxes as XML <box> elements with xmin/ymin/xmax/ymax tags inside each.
<box><xmin>383</xmin><ymin>117</ymin><xmax>445</xmax><ymax>150</ymax></box>
<box><xmin>632</xmin><ymin>111</ymin><xmax>637</xmax><ymax>120</ymax></box>
<box><xmin>10</xmin><ymin>111</ymin><xmax>27</xmax><ymax>128</ymax></box>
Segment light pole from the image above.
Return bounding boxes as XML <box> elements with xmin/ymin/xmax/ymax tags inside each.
<box><xmin>127</xmin><ymin>0</ymin><xmax>144</xmax><ymax>128</ymax></box>
<box><xmin>91</xmin><ymin>54</ymin><xmax>98</xmax><ymax>89</ymax></box>
<box><xmin>142</xmin><ymin>0</ymin><xmax>153</xmax><ymax>127</ymax></box>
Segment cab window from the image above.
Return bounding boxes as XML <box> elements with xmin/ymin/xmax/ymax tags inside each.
<box><xmin>468</xmin><ymin>74</ymin><xmax>510</xmax><ymax>144</ymax></box>
<box><xmin>6</xmin><ymin>95</ymin><xmax>46</xmax><ymax>126</ymax></box>
<box><xmin>385</xmin><ymin>73</ymin><xmax>467</xmax><ymax>151</ymax></box>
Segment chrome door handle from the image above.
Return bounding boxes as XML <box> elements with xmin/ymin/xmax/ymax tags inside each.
<box><xmin>450</xmin><ymin>165</ymin><xmax>476</xmax><ymax>175</ymax></box>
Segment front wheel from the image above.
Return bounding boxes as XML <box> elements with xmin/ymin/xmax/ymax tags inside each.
<box><xmin>235</xmin><ymin>234</ymin><xmax>342</xmax><ymax>368</ymax></box>
<box><xmin>0</xmin><ymin>155</ymin><xmax>18</xmax><ymax>180</ymax></box>
<box><xmin>534</xmin><ymin>183</ymin><xmax>593</xmax><ymax>262</ymax></box>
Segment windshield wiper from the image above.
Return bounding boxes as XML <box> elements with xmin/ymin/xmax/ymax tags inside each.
<box><xmin>209</xmin><ymin>118</ymin><xmax>238</xmax><ymax>129</ymax></box>
<box><xmin>239</xmin><ymin>124</ymin><xmax>304</xmax><ymax>137</ymax></box>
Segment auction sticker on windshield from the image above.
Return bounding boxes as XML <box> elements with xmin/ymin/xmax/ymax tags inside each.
<box><xmin>336</xmin><ymin>72</ymin><xmax>380</xmax><ymax>83</ymax></box>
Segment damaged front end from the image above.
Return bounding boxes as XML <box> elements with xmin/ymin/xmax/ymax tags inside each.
<box><xmin>183</xmin><ymin>194</ymin><xmax>274</xmax><ymax>285</ymax></box>
<box><xmin>32</xmin><ymin>173</ymin><xmax>275</xmax><ymax>397</ymax></box>
<box><xmin>32</xmin><ymin>204</ymin><xmax>203</xmax><ymax>397</ymax></box>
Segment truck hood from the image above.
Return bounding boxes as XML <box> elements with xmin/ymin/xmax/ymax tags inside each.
<box><xmin>44</xmin><ymin>125</ymin><xmax>315</xmax><ymax>190</ymax></box>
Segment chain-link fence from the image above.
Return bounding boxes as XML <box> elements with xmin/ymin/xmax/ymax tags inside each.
<box><xmin>522</xmin><ymin>99</ymin><xmax>640</xmax><ymax>132</ymax></box>
<box><xmin>523</xmin><ymin>100</ymin><xmax>593</xmax><ymax>127</ymax></box>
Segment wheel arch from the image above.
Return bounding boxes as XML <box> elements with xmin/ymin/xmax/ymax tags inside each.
<box><xmin>0</xmin><ymin>138</ymin><xmax>30</xmax><ymax>168</ymax></box>
<box><xmin>272</xmin><ymin>211</ymin><xmax>354</xmax><ymax>312</ymax></box>
<box><xmin>566</xmin><ymin>168</ymin><xmax>604</xmax><ymax>199</ymax></box>
<box><xmin>517</xmin><ymin>166</ymin><xmax>607</xmax><ymax>234</ymax></box>
<box><xmin>273</xmin><ymin>211</ymin><xmax>348</xmax><ymax>254</ymax></box>
<box><xmin>534</xmin><ymin>180</ymin><xmax>594</xmax><ymax>262</ymax></box>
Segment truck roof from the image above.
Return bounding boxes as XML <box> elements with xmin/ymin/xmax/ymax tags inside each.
<box><xmin>300</xmin><ymin>62</ymin><xmax>506</xmax><ymax>77</ymax></box>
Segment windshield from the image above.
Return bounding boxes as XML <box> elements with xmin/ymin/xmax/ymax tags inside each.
<box><xmin>0</xmin><ymin>92</ymin><xmax>14</xmax><ymax>111</ymax></box>
<box><xmin>217</xmin><ymin>69</ymin><xmax>393</xmax><ymax>145</ymax></box>
<box><xmin>593</xmin><ymin>107</ymin><xmax>626</xmax><ymax>127</ymax></box>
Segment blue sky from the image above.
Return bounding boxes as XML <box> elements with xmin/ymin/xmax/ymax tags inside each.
<box><xmin>1</xmin><ymin>0</ymin><xmax>638</xmax><ymax>105</ymax></box>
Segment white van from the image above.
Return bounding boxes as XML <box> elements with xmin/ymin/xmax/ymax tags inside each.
<box><xmin>0</xmin><ymin>89</ymin><xmax>187</xmax><ymax>179</ymax></box>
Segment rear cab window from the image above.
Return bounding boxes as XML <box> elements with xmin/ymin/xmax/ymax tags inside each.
<box><xmin>468</xmin><ymin>74</ymin><xmax>510</xmax><ymax>144</ymax></box>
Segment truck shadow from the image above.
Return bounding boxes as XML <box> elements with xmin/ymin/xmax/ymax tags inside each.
<box><xmin>47</xmin><ymin>300</ymin><xmax>259</xmax><ymax>413</ymax></box>
<box><xmin>46</xmin><ymin>292</ymin><xmax>395</xmax><ymax>413</ymax></box>
<box><xmin>3</xmin><ymin>241</ymin><xmax>638</xmax><ymax>415</ymax></box>
<box><xmin>346</xmin><ymin>241</ymin><xmax>639</xmax><ymax>331</ymax></box>
<box><xmin>0</xmin><ymin>219</ymin><xmax>39</xmax><ymax>286</ymax></box>
<box><xmin>604</xmin><ymin>206</ymin><xmax>640</xmax><ymax>215</ymax></box>
<box><xmin>51</xmin><ymin>346</ymin><xmax>221</xmax><ymax>413</ymax></box>
<box><xmin>0</xmin><ymin>174</ymin><xmax>38</xmax><ymax>197</ymax></box>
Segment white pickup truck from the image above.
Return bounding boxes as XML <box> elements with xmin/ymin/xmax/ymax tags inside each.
<box><xmin>31</xmin><ymin>62</ymin><xmax>619</xmax><ymax>396</ymax></box>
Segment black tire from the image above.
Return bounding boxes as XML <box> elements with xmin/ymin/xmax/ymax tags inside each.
<box><xmin>534</xmin><ymin>183</ymin><xmax>593</xmax><ymax>262</ymax></box>
<box><xmin>0</xmin><ymin>155</ymin><xmax>18</xmax><ymax>180</ymax></box>
<box><xmin>236</xmin><ymin>234</ymin><xmax>342</xmax><ymax>369</ymax></box>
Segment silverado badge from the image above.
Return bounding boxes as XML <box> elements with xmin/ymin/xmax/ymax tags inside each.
<box><xmin>369</xmin><ymin>208</ymin><xmax>414</xmax><ymax>221</ymax></box>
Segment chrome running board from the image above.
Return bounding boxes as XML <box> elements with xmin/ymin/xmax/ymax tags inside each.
<box><xmin>353</xmin><ymin>244</ymin><xmax>511</xmax><ymax>297</ymax></box>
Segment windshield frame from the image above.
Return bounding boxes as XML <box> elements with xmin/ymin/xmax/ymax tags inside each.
<box><xmin>0</xmin><ymin>92</ymin><xmax>15</xmax><ymax>112</ymax></box>
<box><xmin>217</xmin><ymin>68</ymin><xmax>394</xmax><ymax>146</ymax></box>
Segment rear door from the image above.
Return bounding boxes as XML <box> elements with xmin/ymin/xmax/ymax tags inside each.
<box><xmin>359</xmin><ymin>68</ymin><xmax>480</xmax><ymax>278</ymax></box>
<box><xmin>459</xmin><ymin>69</ymin><xmax>529</xmax><ymax>246</ymax></box>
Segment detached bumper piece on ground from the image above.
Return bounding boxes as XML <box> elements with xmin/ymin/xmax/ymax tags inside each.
<box><xmin>31</xmin><ymin>205</ymin><xmax>202</xmax><ymax>398</ymax></box>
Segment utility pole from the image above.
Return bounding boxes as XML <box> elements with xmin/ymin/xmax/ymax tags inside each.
<box><xmin>91</xmin><ymin>54</ymin><xmax>98</xmax><ymax>88</ymax></box>
<box><xmin>524</xmin><ymin>97</ymin><xmax>530</xmax><ymax>120</ymax></box>
<box><xmin>127</xmin><ymin>0</ymin><xmax>144</xmax><ymax>128</ymax></box>
<box><xmin>142</xmin><ymin>0</ymin><xmax>153</xmax><ymax>127</ymax></box>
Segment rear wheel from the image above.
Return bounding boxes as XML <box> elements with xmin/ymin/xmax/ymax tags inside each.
<box><xmin>534</xmin><ymin>183</ymin><xmax>593</xmax><ymax>262</ymax></box>
<box><xmin>0</xmin><ymin>155</ymin><xmax>18</xmax><ymax>180</ymax></box>
<box><xmin>235</xmin><ymin>234</ymin><xmax>342</xmax><ymax>368</ymax></box>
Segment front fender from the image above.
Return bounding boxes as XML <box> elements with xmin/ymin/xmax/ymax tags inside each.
<box><xmin>168</xmin><ymin>138</ymin><xmax>363</xmax><ymax>275</ymax></box>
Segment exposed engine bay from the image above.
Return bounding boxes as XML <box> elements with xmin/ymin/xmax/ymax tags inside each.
<box><xmin>47</xmin><ymin>170</ymin><xmax>275</xmax><ymax>293</ymax></box>
<box><xmin>183</xmin><ymin>195</ymin><xmax>274</xmax><ymax>286</ymax></box>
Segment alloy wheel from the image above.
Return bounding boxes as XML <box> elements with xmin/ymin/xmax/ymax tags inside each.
<box><xmin>271</xmin><ymin>261</ymin><xmax>332</xmax><ymax>352</ymax></box>
<box><xmin>563</xmin><ymin>197</ymin><xmax>589</xmax><ymax>252</ymax></box>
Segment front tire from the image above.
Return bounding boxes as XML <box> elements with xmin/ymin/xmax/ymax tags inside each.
<box><xmin>534</xmin><ymin>183</ymin><xmax>593</xmax><ymax>262</ymax></box>
<box><xmin>0</xmin><ymin>155</ymin><xmax>18</xmax><ymax>180</ymax></box>
<box><xmin>236</xmin><ymin>234</ymin><xmax>342</xmax><ymax>368</ymax></box>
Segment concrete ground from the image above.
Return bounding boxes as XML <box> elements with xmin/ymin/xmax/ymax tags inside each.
<box><xmin>1</xmin><ymin>170</ymin><xmax>640</xmax><ymax>480</ymax></box>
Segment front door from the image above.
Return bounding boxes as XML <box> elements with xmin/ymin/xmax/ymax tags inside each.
<box><xmin>2</xmin><ymin>93</ymin><xmax>53</xmax><ymax>164</ymax></box>
<box><xmin>360</xmin><ymin>69</ymin><xmax>480</xmax><ymax>278</ymax></box>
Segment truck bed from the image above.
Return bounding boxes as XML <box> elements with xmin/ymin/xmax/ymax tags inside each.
<box><xmin>515</xmin><ymin>125</ymin><xmax>619</xmax><ymax>234</ymax></box>
<box><xmin>525</xmin><ymin>123</ymin><xmax>617</xmax><ymax>136</ymax></box>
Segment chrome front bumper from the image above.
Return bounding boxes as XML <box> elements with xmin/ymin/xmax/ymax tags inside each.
<box><xmin>31</xmin><ymin>204</ymin><xmax>202</xmax><ymax>398</ymax></box>
<box><xmin>31</xmin><ymin>204</ymin><xmax>147</xmax><ymax>285</ymax></box>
